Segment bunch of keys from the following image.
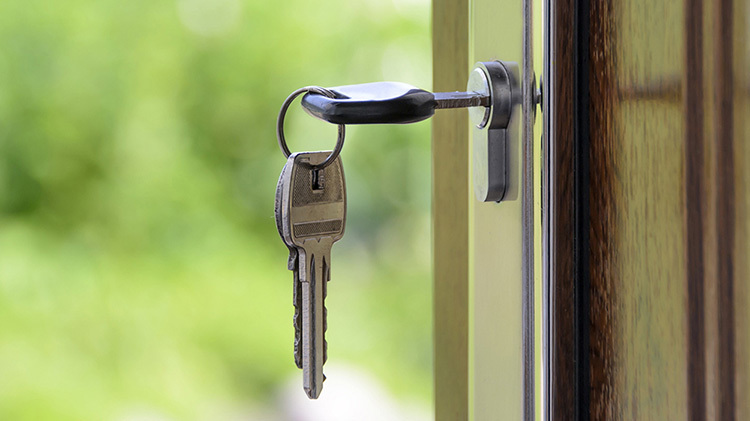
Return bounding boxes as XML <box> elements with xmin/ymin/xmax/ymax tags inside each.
<box><xmin>272</xmin><ymin>73</ymin><xmax>509</xmax><ymax>398</ymax></box>
<box><xmin>274</xmin><ymin>87</ymin><xmax>347</xmax><ymax>399</ymax></box>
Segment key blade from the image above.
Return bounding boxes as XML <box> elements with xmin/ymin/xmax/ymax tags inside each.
<box><xmin>300</xmin><ymin>245</ymin><xmax>329</xmax><ymax>399</ymax></box>
<box><xmin>433</xmin><ymin>91</ymin><xmax>490</xmax><ymax>109</ymax></box>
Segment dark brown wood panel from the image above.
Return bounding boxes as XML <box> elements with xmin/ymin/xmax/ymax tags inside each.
<box><xmin>685</xmin><ymin>1</ymin><xmax>707</xmax><ymax>419</ymax></box>
<box><xmin>549</xmin><ymin>0</ymin><xmax>749</xmax><ymax>418</ymax></box>
<box><xmin>714</xmin><ymin>0</ymin><xmax>736</xmax><ymax>418</ymax></box>
<box><xmin>544</xmin><ymin>0</ymin><xmax>587</xmax><ymax>420</ymax></box>
<box><xmin>733</xmin><ymin>0</ymin><xmax>750</xmax><ymax>417</ymax></box>
<box><xmin>548</xmin><ymin>0</ymin><xmax>581</xmax><ymax>417</ymax></box>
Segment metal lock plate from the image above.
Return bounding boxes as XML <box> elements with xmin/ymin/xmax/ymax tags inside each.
<box><xmin>468</xmin><ymin>60</ymin><xmax>521</xmax><ymax>202</ymax></box>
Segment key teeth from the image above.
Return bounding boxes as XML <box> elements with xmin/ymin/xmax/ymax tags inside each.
<box><xmin>293</xmin><ymin>264</ymin><xmax>303</xmax><ymax>369</ymax></box>
<box><xmin>293</xmin><ymin>297</ymin><xmax>301</xmax><ymax>367</ymax></box>
<box><xmin>287</xmin><ymin>247</ymin><xmax>298</xmax><ymax>271</ymax></box>
<box><xmin>294</xmin><ymin>339</ymin><xmax>302</xmax><ymax>369</ymax></box>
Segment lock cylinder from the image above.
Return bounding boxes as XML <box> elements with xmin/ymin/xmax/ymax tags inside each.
<box><xmin>469</xmin><ymin>60</ymin><xmax>520</xmax><ymax>203</ymax></box>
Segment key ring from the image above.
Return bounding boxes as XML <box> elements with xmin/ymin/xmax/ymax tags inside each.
<box><xmin>277</xmin><ymin>86</ymin><xmax>345</xmax><ymax>169</ymax></box>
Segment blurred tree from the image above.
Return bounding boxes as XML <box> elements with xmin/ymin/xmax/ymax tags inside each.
<box><xmin>0</xmin><ymin>0</ymin><xmax>432</xmax><ymax>418</ymax></box>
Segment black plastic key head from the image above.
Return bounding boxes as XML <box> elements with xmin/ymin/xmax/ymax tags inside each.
<box><xmin>301</xmin><ymin>82</ymin><xmax>436</xmax><ymax>125</ymax></box>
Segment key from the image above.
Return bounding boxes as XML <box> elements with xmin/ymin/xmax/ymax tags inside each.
<box><xmin>274</xmin><ymin>160</ymin><xmax>303</xmax><ymax>369</ymax></box>
<box><xmin>279</xmin><ymin>151</ymin><xmax>346</xmax><ymax>399</ymax></box>
<box><xmin>301</xmin><ymin>81</ymin><xmax>490</xmax><ymax>124</ymax></box>
<box><xmin>299</xmin><ymin>61</ymin><xmax>524</xmax><ymax>202</ymax></box>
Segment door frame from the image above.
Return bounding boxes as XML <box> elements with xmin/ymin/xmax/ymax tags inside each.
<box><xmin>432</xmin><ymin>0</ymin><xmax>537</xmax><ymax>418</ymax></box>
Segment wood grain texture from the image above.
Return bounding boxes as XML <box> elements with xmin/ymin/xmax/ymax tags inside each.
<box><xmin>549</xmin><ymin>0</ymin><xmax>593</xmax><ymax>417</ymax></box>
<box><xmin>733</xmin><ymin>0</ymin><xmax>750</xmax><ymax>417</ymax></box>
<box><xmin>548</xmin><ymin>0</ymin><xmax>580</xmax><ymax>417</ymax></box>
<box><xmin>712</xmin><ymin>1</ymin><xmax>737</xmax><ymax>419</ymax></box>
<box><xmin>550</xmin><ymin>0</ymin><xmax>748</xmax><ymax>418</ymax></box>
<box><xmin>432</xmin><ymin>0</ymin><xmax>469</xmax><ymax>419</ymax></box>
<box><xmin>685</xmin><ymin>0</ymin><xmax>707</xmax><ymax>419</ymax></box>
<box><xmin>589</xmin><ymin>0</ymin><xmax>701</xmax><ymax>417</ymax></box>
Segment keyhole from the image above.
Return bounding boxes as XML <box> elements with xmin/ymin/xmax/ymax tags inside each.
<box><xmin>312</xmin><ymin>169</ymin><xmax>324</xmax><ymax>191</ymax></box>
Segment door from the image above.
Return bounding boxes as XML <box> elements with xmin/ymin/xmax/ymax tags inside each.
<box><xmin>433</xmin><ymin>0</ymin><xmax>749</xmax><ymax>419</ymax></box>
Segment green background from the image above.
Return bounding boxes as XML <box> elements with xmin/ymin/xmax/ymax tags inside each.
<box><xmin>0</xmin><ymin>0</ymin><xmax>432</xmax><ymax>418</ymax></box>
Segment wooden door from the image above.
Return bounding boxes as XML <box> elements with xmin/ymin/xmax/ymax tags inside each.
<box><xmin>547</xmin><ymin>0</ymin><xmax>749</xmax><ymax>419</ymax></box>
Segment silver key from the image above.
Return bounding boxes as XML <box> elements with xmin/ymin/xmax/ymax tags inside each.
<box><xmin>279</xmin><ymin>151</ymin><xmax>346</xmax><ymax>399</ymax></box>
<box><xmin>274</xmin><ymin>160</ymin><xmax>303</xmax><ymax>369</ymax></box>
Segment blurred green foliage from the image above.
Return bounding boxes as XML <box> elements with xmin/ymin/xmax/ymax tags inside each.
<box><xmin>0</xmin><ymin>0</ymin><xmax>432</xmax><ymax>418</ymax></box>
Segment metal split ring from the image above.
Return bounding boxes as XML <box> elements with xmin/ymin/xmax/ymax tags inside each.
<box><xmin>276</xmin><ymin>86</ymin><xmax>345</xmax><ymax>169</ymax></box>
